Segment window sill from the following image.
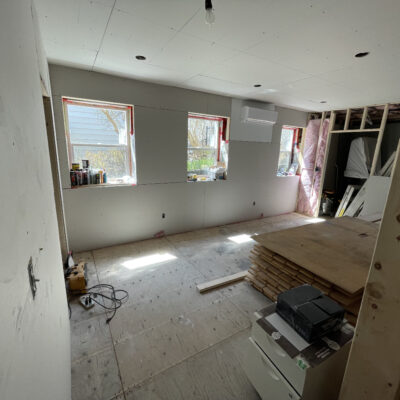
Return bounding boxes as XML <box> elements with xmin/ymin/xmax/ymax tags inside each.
<box><xmin>65</xmin><ymin>183</ymin><xmax>137</xmax><ymax>190</ymax></box>
<box><xmin>187</xmin><ymin>179</ymin><xmax>227</xmax><ymax>183</ymax></box>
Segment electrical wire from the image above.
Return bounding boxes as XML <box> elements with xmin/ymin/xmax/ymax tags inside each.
<box><xmin>69</xmin><ymin>284</ymin><xmax>129</xmax><ymax>323</ymax></box>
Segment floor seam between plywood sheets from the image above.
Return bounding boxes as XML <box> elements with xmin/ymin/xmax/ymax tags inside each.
<box><xmin>91</xmin><ymin>245</ymin><xmax>251</xmax><ymax>396</ymax></box>
<box><xmin>122</xmin><ymin>326</ymin><xmax>252</xmax><ymax>393</ymax></box>
<box><xmin>71</xmin><ymin>344</ymin><xmax>115</xmax><ymax>365</ymax></box>
<box><xmin>92</xmin><ymin>253</ymin><xmax>128</xmax><ymax>400</ymax></box>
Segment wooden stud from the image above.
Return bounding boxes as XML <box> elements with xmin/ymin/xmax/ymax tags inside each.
<box><xmin>344</xmin><ymin>108</ymin><xmax>351</xmax><ymax>130</ymax></box>
<box><xmin>370</xmin><ymin>103</ymin><xmax>390</xmax><ymax>176</ymax></box>
<box><xmin>330</xmin><ymin>128</ymin><xmax>380</xmax><ymax>133</ymax></box>
<box><xmin>339</xmin><ymin>142</ymin><xmax>400</xmax><ymax>400</ymax></box>
<box><xmin>309</xmin><ymin>112</ymin><xmax>327</xmax><ymax>217</ymax></box>
<box><xmin>196</xmin><ymin>271</ymin><xmax>247</xmax><ymax>293</ymax></box>
<box><xmin>360</xmin><ymin>106</ymin><xmax>368</xmax><ymax>129</ymax></box>
<box><xmin>314</xmin><ymin>110</ymin><xmax>336</xmax><ymax>217</ymax></box>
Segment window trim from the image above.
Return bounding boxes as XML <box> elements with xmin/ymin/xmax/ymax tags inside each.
<box><xmin>62</xmin><ymin>97</ymin><xmax>135</xmax><ymax>183</ymax></box>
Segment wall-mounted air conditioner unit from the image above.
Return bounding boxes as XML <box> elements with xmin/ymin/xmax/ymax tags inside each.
<box><xmin>241</xmin><ymin>106</ymin><xmax>278</xmax><ymax>126</ymax></box>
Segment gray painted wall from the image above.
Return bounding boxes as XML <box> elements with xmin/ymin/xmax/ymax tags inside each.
<box><xmin>0</xmin><ymin>1</ymin><xmax>70</xmax><ymax>399</ymax></box>
<box><xmin>50</xmin><ymin>65</ymin><xmax>308</xmax><ymax>251</ymax></box>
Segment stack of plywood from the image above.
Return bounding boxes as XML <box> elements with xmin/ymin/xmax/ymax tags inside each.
<box><xmin>246</xmin><ymin>217</ymin><xmax>378</xmax><ymax>325</ymax></box>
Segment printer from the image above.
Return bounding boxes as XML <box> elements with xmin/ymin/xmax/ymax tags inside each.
<box><xmin>243</xmin><ymin>303</ymin><xmax>354</xmax><ymax>400</ymax></box>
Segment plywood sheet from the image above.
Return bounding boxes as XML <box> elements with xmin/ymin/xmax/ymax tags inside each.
<box><xmin>253</xmin><ymin>217</ymin><xmax>378</xmax><ymax>294</ymax></box>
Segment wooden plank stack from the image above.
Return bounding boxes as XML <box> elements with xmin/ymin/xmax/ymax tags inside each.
<box><xmin>246</xmin><ymin>217</ymin><xmax>378</xmax><ymax>326</ymax></box>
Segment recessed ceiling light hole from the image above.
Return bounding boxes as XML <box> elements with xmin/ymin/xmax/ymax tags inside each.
<box><xmin>355</xmin><ymin>52</ymin><xmax>369</xmax><ymax>58</ymax></box>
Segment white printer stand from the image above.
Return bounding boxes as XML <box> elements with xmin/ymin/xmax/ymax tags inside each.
<box><xmin>243</xmin><ymin>304</ymin><xmax>354</xmax><ymax>400</ymax></box>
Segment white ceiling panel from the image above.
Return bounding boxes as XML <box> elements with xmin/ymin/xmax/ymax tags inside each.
<box><xmin>35</xmin><ymin>0</ymin><xmax>113</xmax><ymax>54</ymax></box>
<box><xmin>203</xmin><ymin>53</ymin><xmax>310</xmax><ymax>88</ymax></box>
<box><xmin>94</xmin><ymin>54</ymin><xmax>195</xmax><ymax>85</ymax></box>
<box><xmin>149</xmin><ymin>33</ymin><xmax>237</xmax><ymax>74</ymax></box>
<box><xmin>43</xmin><ymin>39</ymin><xmax>98</xmax><ymax>69</ymax></box>
<box><xmin>182</xmin><ymin>75</ymin><xmax>252</xmax><ymax>97</ymax></box>
<box><xmin>100</xmin><ymin>9</ymin><xmax>177</xmax><ymax>62</ymax></box>
<box><xmin>317</xmin><ymin>49</ymin><xmax>400</xmax><ymax>86</ymax></box>
<box><xmin>35</xmin><ymin>0</ymin><xmax>400</xmax><ymax>111</ymax></box>
<box><xmin>115</xmin><ymin>0</ymin><xmax>200</xmax><ymax>31</ymax></box>
<box><xmin>180</xmin><ymin>0</ymin><xmax>275</xmax><ymax>50</ymax></box>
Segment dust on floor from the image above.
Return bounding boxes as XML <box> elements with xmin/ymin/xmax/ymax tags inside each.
<box><xmin>70</xmin><ymin>213</ymin><xmax>312</xmax><ymax>400</ymax></box>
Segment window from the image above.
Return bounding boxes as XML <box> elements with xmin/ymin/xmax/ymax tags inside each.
<box><xmin>277</xmin><ymin>126</ymin><xmax>301</xmax><ymax>176</ymax></box>
<box><xmin>63</xmin><ymin>98</ymin><xmax>136</xmax><ymax>185</ymax></box>
<box><xmin>187</xmin><ymin>113</ymin><xmax>229</xmax><ymax>181</ymax></box>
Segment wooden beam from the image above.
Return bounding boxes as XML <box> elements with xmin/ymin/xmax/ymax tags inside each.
<box><xmin>370</xmin><ymin>104</ymin><xmax>390</xmax><ymax>176</ymax></box>
<box><xmin>314</xmin><ymin>111</ymin><xmax>336</xmax><ymax>217</ymax></box>
<box><xmin>360</xmin><ymin>106</ymin><xmax>368</xmax><ymax>129</ymax></box>
<box><xmin>330</xmin><ymin>128</ymin><xmax>380</xmax><ymax>133</ymax></box>
<box><xmin>344</xmin><ymin>108</ymin><xmax>351</xmax><ymax>130</ymax></box>
<box><xmin>339</xmin><ymin>141</ymin><xmax>400</xmax><ymax>400</ymax></box>
<box><xmin>196</xmin><ymin>271</ymin><xmax>248</xmax><ymax>293</ymax></box>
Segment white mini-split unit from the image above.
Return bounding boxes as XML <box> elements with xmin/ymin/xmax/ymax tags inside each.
<box><xmin>241</xmin><ymin>106</ymin><xmax>278</xmax><ymax>126</ymax></box>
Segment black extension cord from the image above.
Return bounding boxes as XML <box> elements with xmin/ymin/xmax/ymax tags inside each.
<box><xmin>68</xmin><ymin>283</ymin><xmax>129</xmax><ymax>323</ymax></box>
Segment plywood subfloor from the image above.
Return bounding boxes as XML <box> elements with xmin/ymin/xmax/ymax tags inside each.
<box><xmin>70</xmin><ymin>213</ymin><xmax>313</xmax><ymax>400</ymax></box>
<box><xmin>253</xmin><ymin>217</ymin><xmax>378</xmax><ymax>294</ymax></box>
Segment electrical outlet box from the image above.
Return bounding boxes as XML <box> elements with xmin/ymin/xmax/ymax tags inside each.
<box><xmin>79</xmin><ymin>295</ymin><xmax>95</xmax><ymax>309</ymax></box>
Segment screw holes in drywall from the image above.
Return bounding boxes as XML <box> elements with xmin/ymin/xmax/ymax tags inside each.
<box><xmin>253</xmin><ymin>201</ymin><xmax>256</xmax><ymax>206</ymax></box>
<box><xmin>162</xmin><ymin>213</ymin><xmax>166</xmax><ymax>219</ymax></box>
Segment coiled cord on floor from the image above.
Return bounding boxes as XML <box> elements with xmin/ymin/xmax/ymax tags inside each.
<box><xmin>69</xmin><ymin>284</ymin><xmax>129</xmax><ymax>323</ymax></box>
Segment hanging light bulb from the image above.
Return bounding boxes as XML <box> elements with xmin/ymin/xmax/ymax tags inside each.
<box><xmin>205</xmin><ymin>0</ymin><xmax>215</xmax><ymax>24</ymax></box>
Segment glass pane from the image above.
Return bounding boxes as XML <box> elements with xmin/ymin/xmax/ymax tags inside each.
<box><xmin>278</xmin><ymin>151</ymin><xmax>291</xmax><ymax>173</ymax></box>
<box><xmin>187</xmin><ymin>148</ymin><xmax>218</xmax><ymax>172</ymax></box>
<box><xmin>188</xmin><ymin>117</ymin><xmax>219</xmax><ymax>149</ymax></box>
<box><xmin>67</xmin><ymin>104</ymin><xmax>127</xmax><ymax>145</ymax></box>
<box><xmin>280</xmin><ymin>128</ymin><xmax>294</xmax><ymax>152</ymax></box>
<box><xmin>73</xmin><ymin>146</ymin><xmax>129</xmax><ymax>180</ymax></box>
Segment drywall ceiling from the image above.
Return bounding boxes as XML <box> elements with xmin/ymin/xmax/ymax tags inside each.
<box><xmin>35</xmin><ymin>0</ymin><xmax>400</xmax><ymax>111</ymax></box>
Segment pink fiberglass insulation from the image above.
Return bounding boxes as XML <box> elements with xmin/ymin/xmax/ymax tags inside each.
<box><xmin>297</xmin><ymin>119</ymin><xmax>330</xmax><ymax>216</ymax></box>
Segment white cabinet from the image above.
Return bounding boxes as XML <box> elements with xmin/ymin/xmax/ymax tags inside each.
<box><xmin>244</xmin><ymin>337</ymin><xmax>300</xmax><ymax>400</ymax></box>
<box><xmin>243</xmin><ymin>304</ymin><xmax>354</xmax><ymax>400</ymax></box>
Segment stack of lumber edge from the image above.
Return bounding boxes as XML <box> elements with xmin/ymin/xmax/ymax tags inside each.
<box><xmin>247</xmin><ymin>244</ymin><xmax>361</xmax><ymax>325</ymax></box>
<box><xmin>246</xmin><ymin>217</ymin><xmax>378</xmax><ymax>326</ymax></box>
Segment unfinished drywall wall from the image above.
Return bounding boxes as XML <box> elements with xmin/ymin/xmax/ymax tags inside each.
<box><xmin>50</xmin><ymin>65</ymin><xmax>308</xmax><ymax>251</ymax></box>
<box><xmin>0</xmin><ymin>2</ymin><xmax>70</xmax><ymax>400</ymax></box>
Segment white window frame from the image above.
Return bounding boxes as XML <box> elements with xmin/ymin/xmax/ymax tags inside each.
<box><xmin>63</xmin><ymin>97</ymin><xmax>134</xmax><ymax>184</ymax></box>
